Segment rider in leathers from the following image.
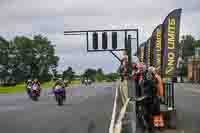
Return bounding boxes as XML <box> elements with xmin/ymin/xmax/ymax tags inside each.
<box><xmin>53</xmin><ymin>79</ymin><xmax>66</xmax><ymax>100</ymax></box>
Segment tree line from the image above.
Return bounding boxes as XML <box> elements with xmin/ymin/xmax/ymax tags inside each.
<box><xmin>0</xmin><ymin>35</ymin><xmax>59</xmax><ymax>85</ymax></box>
<box><xmin>62</xmin><ymin>67</ymin><xmax>119</xmax><ymax>83</ymax></box>
<box><xmin>179</xmin><ymin>34</ymin><xmax>200</xmax><ymax>76</ymax></box>
<box><xmin>0</xmin><ymin>33</ymin><xmax>119</xmax><ymax>86</ymax></box>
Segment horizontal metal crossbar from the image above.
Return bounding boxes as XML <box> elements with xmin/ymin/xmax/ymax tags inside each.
<box><xmin>64</xmin><ymin>29</ymin><xmax>138</xmax><ymax>34</ymax></box>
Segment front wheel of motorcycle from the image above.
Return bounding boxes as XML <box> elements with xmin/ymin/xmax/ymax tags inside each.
<box><xmin>57</xmin><ymin>95</ymin><xmax>63</xmax><ymax>106</ymax></box>
<box><xmin>32</xmin><ymin>96</ymin><xmax>38</xmax><ymax>101</ymax></box>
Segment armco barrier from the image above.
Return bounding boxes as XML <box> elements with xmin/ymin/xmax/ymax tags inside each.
<box><xmin>163</xmin><ymin>81</ymin><xmax>175</xmax><ymax>109</ymax></box>
<box><xmin>109</xmin><ymin>80</ymin><xmax>130</xmax><ymax>133</ymax></box>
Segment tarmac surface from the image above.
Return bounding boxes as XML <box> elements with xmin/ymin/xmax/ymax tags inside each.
<box><xmin>0</xmin><ymin>83</ymin><xmax>116</xmax><ymax>133</ymax></box>
<box><xmin>0</xmin><ymin>82</ymin><xmax>200</xmax><ymax>133</ymax></box>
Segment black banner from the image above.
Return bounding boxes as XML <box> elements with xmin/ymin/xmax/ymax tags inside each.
<box><xmin>143</xmin><ymin>41</ymin><xmax>148</xmax><ymax>65</ymax></box>
<box><xmin>139</xmin><ymin>43</ymin><xmax>145</xmax><ymax>63</ymax></box>
<box><xmin>147</xmin><ymin>38</ymin><xmax>151</xmax><ymax>66</ymax></box>
<box><xmin>151</xmin><ymin>24</ymin><xmax>162</xmax><ymax>70</ymax></box>
<box><xmin>162</xmin><ymin>8</ymin><xmax>182</xmax><ymax>78</ymax></box>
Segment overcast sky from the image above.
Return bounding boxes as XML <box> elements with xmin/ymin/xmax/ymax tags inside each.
<box><xmin>0</xmin><ymin>0</ymin><xmax>200</xmax><ymax>74</ymax></box>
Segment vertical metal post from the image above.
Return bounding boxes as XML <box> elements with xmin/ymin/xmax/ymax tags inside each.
<box><xmin>127</xmin><ymin>35</ymin><xmax>132</xmax><ymax>77</ymax></box>
<box><xmin>167</xmin><ymin>82</ymin><xmax>169</xmax><ymax>106</ymax></box>
<box><xmin>125</xmin><ymin>31</ymin><xmax>127</xmax><ymax>49</ymax></box>
<box><xmin>166</xmin><ymin>82</ymin><xmax>168</xmax><ymax>105</ymax></box>
<box><xmin>168</xmin><ymin>82</ymin><xmax>172</xmax><ymax>107</ymax></box>
<box><xmin>172</xmin><ymin>82</ymin><xmax>175</xmax><ymax>109</ymax></box>
<box><xmin>136</xmin><ymin>29</ymin><xmax>139</xmax><ymax>56</ymax></box>
<box><xmin>127</xmin><ymin>34</ymin><xmax>135</xmax><ymax>133</ymax></box>
<box><xmin>86</xmin><ymin>32</ymin><xmax>89</xmax><ymax>52</ymax></box>
<box><xmin>164</xmin><ymin>82</ymin><xmax>167</xmax><ymax>105</ymax></box>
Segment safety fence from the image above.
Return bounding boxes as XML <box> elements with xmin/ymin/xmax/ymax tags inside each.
<box><xmin>163</xmin><ymin>82</ymin><xmax>175</xmax><ymax>110</ymax></box>
<box><xmin>109</xmin><ymin>80</ymin><xmax>176</xmax><ymax>133</ymax></box>
<box><xmin>109</xmin><ymin>80</ymin><xmax>131</xmax><ymax>133</ymax></box>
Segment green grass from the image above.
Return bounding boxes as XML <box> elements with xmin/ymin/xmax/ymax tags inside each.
<box><xmin>71</xmin><ymin>79</ymin><xmax>80</xmax><ymax>85</ymax></box>
<box><xmin>0</xmin><ymin>83</ymin><xmax>26</xmax><ymax>94</ymax></box>
<box><xmin>41</xmin><ymin>81</ymin><xmax>54</xmax><ymax>89</ymax></box>
<box><xmin>0</xmin><ymin>80</ymin><xmax>81</xmax><ymax>94</ymax></box>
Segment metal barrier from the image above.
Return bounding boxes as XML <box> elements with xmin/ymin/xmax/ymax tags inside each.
<box><xmin>163</xmin><ymin>81</ymin><xmax>175</xmax><ymax>109</ymax></box>
<box><xmin>109</xmin><ymin>80</ymin><xmax>130</xmax><ymax>133</ymax></box>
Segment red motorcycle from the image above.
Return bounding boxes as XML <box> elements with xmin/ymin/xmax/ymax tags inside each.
<box><xmin>31</xmin><ymin>84</ymin><xmax>40</xmax><ymax>101</ymax></box>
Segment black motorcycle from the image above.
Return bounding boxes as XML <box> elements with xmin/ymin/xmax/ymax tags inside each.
<box><xmin>134</xmin><ymin>96</ymin><xmax>155</xmax><ymax>133</ymax></box>
<box><xmin>53</xmin><ymin>85</ymin><xmax>65</xmax><ymax>106</ymax></box>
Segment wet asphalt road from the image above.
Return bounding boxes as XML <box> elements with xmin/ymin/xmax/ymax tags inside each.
<box><xmin>0</xmin><ymin>83</ymin><xmax>116</xmax><ymax>133</ymax></box>
<box><xmin>0</xmin><ymin>82</ymin><xmax>200</xmax><ymax>133</ymax></box>
<box><xmin>133</xmin><ymin>83</ymin><xmax>200</xmax><ymax>133</ymax></box>
<box><xmin>175</xmin><ymin>83</ymin><xmax>200</xmax><ymax>133</ymax></box>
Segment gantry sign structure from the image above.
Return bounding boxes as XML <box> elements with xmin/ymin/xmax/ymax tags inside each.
<box><xmin>64</xmin><ymin>29</ymin><xmax>139</xmax><ymax>76</ymax></box>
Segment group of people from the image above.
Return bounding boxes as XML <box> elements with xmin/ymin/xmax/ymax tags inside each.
<box><xmin>120</xmin><ymin>52</ymin><xmax>164</xmax><ymax>132</ymax></box>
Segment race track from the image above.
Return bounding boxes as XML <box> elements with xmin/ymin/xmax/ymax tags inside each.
<box><xmin>0</xmin><ymin>83</ymin><xmax>116</xmax><ymax>133</ymax></box>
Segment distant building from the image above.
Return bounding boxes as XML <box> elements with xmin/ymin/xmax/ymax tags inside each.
<box><xmin>188</xmin><ymin>47</ymin><xmax>200</xmax><ymax>83</ymax></box>
<box><xmin>195</xmin><ymin>47</ymin><xmax>200</xmax><ymax>57</ymax></box>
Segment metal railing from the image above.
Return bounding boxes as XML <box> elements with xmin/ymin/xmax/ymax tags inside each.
<box><xmin>109</xmin><ymin>80</ymin><xmax>130</xmax><ymax>133</ymax></box>
<box><xmin>163</xmin><ymin>81</ymin><xmax>175</xmax><ymax>110</ymax></box>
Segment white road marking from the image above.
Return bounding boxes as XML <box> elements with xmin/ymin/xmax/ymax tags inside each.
<box><xmin>109</xmin><ymin>84</ymin><xmax>119</xmax><ymax>133</ymax></box>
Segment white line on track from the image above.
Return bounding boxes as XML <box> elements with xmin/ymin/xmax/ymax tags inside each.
<box><xmin>109</xmin><ymin>84</ymin><xmax>119</xmax><ymax>133</ymax></box>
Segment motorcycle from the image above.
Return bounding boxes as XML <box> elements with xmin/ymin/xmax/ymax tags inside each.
<box><xmin>54</xmin><ymin>85</ymin><xmax>65</xmax><ymax>106</ymax></box>
<box><xmin>133</xmin><ymin>96</ymin><xmax>154</xmax><ymax>133</ymax></box>
<box><xmin>30</xmin><ymin>84</ymin><xmax>40</xmax><ymax>101</ymax></box>
<box><xmin>26</xmin><ymin>84</ymin><xmax>32</xmax><ymax>98</ymax></box>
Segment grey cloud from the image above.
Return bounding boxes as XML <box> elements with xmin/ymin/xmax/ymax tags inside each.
<box><xmin>32</xmin><ymin>17</ymin><xmax>64</xmax><ymax>33</ymax></box>
<box><xmin>0</xmin><ymin>16</ymin><xmax>63</xmax><ymax>34</ymax></box>
<box><xmin>0</xmin><ymin>0</ymin><xmax>64</xmax><ymax>17</ymax></box>
<box><xmin>57</xmin><ymin>52</ymin><xmax>120</xmax><ymax>73</ymax></box>
<box><xmin>0</xmin><ymin>0</ymin><xmax>200</xmax><ymax>73</ymax></box>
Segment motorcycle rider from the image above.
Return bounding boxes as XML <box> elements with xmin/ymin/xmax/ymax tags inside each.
<box><xmin>32</xmin><ymin>78</ymin><xmax>41</xmax><ymax>96</ymax></box>
<box><xmin>26</xmin><ymin>79</ymin><xmax>33</xmax><ymax>96</ymax></box>
<box><xmin>53</xmin><ymin>78</ymin><xmax>66</xmax><ymax>100</ymax></box>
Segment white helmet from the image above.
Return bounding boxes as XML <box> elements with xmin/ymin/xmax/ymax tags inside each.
<box><xmin>148</xmin><ymin>66</ymin><xmax>156</xmax><ymax>74</ymax></box>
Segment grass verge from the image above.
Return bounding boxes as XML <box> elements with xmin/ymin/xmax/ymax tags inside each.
<box><xmin>0</xmin><ymin>80</ymin><xmax>81</xmax><ymax>94</ymax></box>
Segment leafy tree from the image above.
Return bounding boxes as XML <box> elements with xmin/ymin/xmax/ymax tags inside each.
<box><xmin>180</xmin><ymin>35</ymin><xmax>195</xmax><ymax>60</ymax></box>
<box><xmin>62</xmin><ymin>67</ymin><xmax>75</xmax><ymax>81</ymax></box>
<box><xmin>105</xmin><ymin>73</ymin><xmax>119</xmax><ymax>82</ymax></box>
<box><xmin>96</xmin><ymin>68</ymin><xmax>105</xmax><ymax>82</ymax></box>
<box><xmin>0</xmin><ymin>35</ymin><xmax>59</xmax><ymax>85</ymax></box>
<box><xmin>193</xmin><ymin>40</ymin><xmax>200</xmax><ymax>48</ymax></box>
<box><xmin>83</xmin><ymin>69</ymin><xmax>96</xmax><ymax>81</ymax></box>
